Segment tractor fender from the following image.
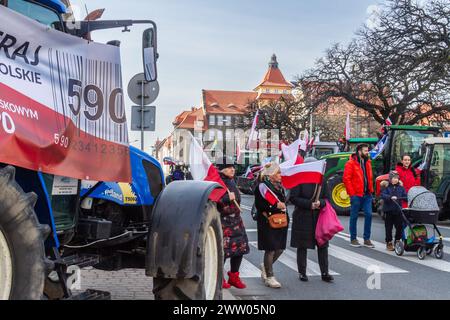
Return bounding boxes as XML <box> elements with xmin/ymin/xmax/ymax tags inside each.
<box><xmin>146</xmin><ymin>180</ymin><xmax>221</xmax><ymax>279</ymax></box>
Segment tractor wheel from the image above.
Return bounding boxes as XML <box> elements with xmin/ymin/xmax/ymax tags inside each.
<box><xmin>327</xmin><ymin>175</ymin><xmax>351</xmax><ymax>216</ymax></box>
<box><xmin>0</xmin><ymin>166</ymin><xmax>49</xmax><ymax>300</ymax></box>
<box><xmin>153</xmin><ymin>201</ymin><xmax>223</xmax><ymax>300</ymax></box>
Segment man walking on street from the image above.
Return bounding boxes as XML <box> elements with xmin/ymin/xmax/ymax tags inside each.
<box><xmin>343</xmin><ymin>144</ymin><xmax>375</xmax><ymax>248</ymax></box>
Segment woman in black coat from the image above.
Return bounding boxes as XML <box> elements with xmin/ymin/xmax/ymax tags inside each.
<box><xmin>254</xmin><ymin>162</ymin><xmax>288</xmax><ymax>288</ymax></box>
<box><xmin>289</xmin><ymin>158</ymin><xmax>334</xmax><ymax>283</ymax></box>
<box><xmin>216</xmin><ymin>161</ymin><xmax>249</xmax><ymax>289</ymax></box>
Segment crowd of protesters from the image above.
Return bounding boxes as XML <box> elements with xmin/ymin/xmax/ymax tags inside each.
<box><xmin>213</xmin><ymin>143</ymin><xmax>423</xmax><ymax>291</ymax></box>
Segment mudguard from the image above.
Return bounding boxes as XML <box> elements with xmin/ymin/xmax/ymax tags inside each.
<box><xmin>146</xmin><ymin>180</ymin><xmax>220</xmax><ymax>279</ymax></box>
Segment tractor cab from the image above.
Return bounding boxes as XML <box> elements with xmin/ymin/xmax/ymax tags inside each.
<box><xmin>420</xmin><ymin>138</ymin><xmax>450</xmax><ymax>220</ymax></box>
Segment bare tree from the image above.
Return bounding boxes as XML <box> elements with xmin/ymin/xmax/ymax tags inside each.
<box><xmin>301</xmin><ymin>0</ymin><xmax>450</xmax><ymax>126</ymax></box>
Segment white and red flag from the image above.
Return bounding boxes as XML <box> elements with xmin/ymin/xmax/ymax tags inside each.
<box><xmin>189</xmin><ymin>134</ymin><xmax>227</xmax><ymax>202</ymax></box>
<box><xmin>385</xmin><ymin>117</ymin><xmax>393</xmax><ymax>126</ymax></box>
<box><xmin>0</xmin><ymin>7</ymin><xmax>131</xmax><ymax>182</ymax></box>
<box><xmin>258</xmin><ymin>183</ymin><xmax>280</xmax><ymax>206</ymax></box>
<box><xmin>344</xmin><ymin>112</ymin><xmax>351</xmax><ymax>140</ymax></box>
<box><xmin>281</xmin><ymin>138</ymin><xmax>304</xmax><ymax>165</ymax></box>
<box><xmin>280</xmin><ymin>159</ymin><xmax>326</xmax><ymax>189</ymax></box>
<box><xmin>236</xmin><ymin>138</ymin><xmax>242</xmax><ymax>163</ymax></box>
<box><xmin>247</xmin><ymin>110</ymin><xmax>259</xmax><ymax>150</ymax></box>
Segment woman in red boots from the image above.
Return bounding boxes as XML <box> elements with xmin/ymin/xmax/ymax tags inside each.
<box><xmin>216</xmin><ymin>158</ymin><xmax>249</xmax><ymax>289</ymax></box>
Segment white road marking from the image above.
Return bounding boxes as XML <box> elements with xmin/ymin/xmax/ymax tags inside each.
<box><xmin>224</xmin><ymin>258</ymin><xmax>261</xmax><ymax>278</ymax></box>
<box><xmin>336</xmin><ymin>232</ymin><xmax>450</xmax><ymax>272</ymax></box>
<box><xmin>249</xmin><ymin>242</ymin><xmax>339</xmax><ymax>276</ymax></box>
<box><xmin>328</xmin><ymin>244</ymin><xmax>408</xmax><ymax>274</ymax></box>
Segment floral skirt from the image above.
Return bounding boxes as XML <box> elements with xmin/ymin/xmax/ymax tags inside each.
<box><xmin>221</xmin><ymin>214</ymin><xmax>250</xmax><ymax>259</ymax></box>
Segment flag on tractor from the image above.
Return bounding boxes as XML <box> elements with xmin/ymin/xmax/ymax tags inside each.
<box><xmin>280</xmin><ymin>159</ymin><xmax>326</xmax><ymax>189</ymax></box>
<box><xmin>188</xmin><ymin>133</ymin><xmax>227</xmax><ymax>202</ymax></box>
<box><xmin>344</xmin><ymin>112</ymin><xmax>351</xmax><ymax>140</ymax></box>
<box><xmin>247</xmin><ymin>110</ymin><xmax>259</xmax><ymax>150</ymax></box>
<box><xmin>259</xmin><ymin>183</ymin><xmax>280</xmax><ymax>206</ymax></box>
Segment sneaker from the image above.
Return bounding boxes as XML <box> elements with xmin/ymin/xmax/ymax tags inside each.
<box><xmin>265</xmin><ymin>276</ymin><xmax>282</xmax><ymax>288</ymax></box>
<box><xmin>350</xmin><ymin>239</ymin><xmax>361</xmax><ymax>247</ymax></box>
<box><xmin>299</xmin><ymin>273</ymin><xmax>309</xmax><ymax>282</ymax></box>
<box><xmin>321</xmin><ymin>274</ymin><xmax>334</xmax><ymax>283</ymax></box>
<box><xmin>364</xmin><ymin>240</ymin><xmax>375</xmax><ymax>248</ymax></box>
<box><xmin>386</xmin><ymin>242</ymin><xmax>394</xmax><ymax>251</ymax></box>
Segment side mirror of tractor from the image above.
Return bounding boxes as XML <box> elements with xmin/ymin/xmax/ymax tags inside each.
<box><xmin>142</xmin><ymin>27</ymin><xmax>158</xmax><ymax>82</ymax></box>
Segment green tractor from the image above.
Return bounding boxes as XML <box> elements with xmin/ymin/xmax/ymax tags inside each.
<box><xmin>322</xmin><ymin>125</ymin><xmax>442</xmax><ymax>216</ymax></box>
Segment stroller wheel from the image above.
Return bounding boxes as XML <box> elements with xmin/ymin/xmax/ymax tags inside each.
<box><xmin>434</xmin><ymin>245</ymin><xmax>444</xmax><ymax>260</ymax></box>
<box><xmin>417</xmin><ymin>247</ymin><xmax>426</xmax><ymax>260</ymax></box>
<box><xmin>394</xmin><ymin>241</ymin><xmax>404</xmax><ymax>256</ymax></box>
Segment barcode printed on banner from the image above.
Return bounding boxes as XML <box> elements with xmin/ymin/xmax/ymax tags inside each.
<box><xmin>48</xmin><ymin>48</ymin><xmax>128</xmax><ymax>144</ymax></box>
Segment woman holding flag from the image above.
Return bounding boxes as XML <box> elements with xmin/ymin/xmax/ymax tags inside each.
<box><xmin>216</xmin><ymin>157</ymin><xmax>249</xmax><ymax>290</ymax></box>
<box><xmin>254</xmin><ymin>162</ymin><xmax>289</xmax><ymax>288</ymax></box>
<box><xmin>289</xmin><ymin>157</ymin><xmax>334</xmax><ymax>283</ymax></box>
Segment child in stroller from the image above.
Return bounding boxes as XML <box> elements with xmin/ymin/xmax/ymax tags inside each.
<box><xmin>391</xmin><ymin>185</ymin><xmax>445</xmax><ymax>260</ymax></box>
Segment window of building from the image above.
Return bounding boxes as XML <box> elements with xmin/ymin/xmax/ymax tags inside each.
<box><xmin>217</xmin><ymin>115</ymin><xmax>223</xmax><ymax>126</ymax></box>
<box><xmin>265</xmin><ymin>89</ymin><xmax>270</xmax><ymax>93</ymax></box>
<box><xmin>209</xmin><ymin>115</ymin><xmax>215</xmax><ymax>126</ymax></box>
<box><xmin>225</xmin><ymin>116</ymin><xmax>232</xmax><ymax>126</ymax></box>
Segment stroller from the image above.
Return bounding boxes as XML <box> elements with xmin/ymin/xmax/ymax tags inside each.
<box><xmin>394</xmin><ymin>186</ymin><xmax>445</xmax><ymax>260</ymax></box>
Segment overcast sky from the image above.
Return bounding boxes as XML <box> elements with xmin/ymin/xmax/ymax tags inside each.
<box><xmin>70</xmin><ymin>0</ymin><xmax>380</xmax><ymax>152</ymax></box>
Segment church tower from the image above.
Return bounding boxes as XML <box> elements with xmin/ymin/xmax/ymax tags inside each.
<box><xmin>254</xmin><ymin>54</ymin><xmax>294</xmax><ymax>99</ymax></box>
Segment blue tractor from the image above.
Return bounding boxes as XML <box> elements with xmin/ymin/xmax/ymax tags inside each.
<box><xmin>0</xmin><ymin>0</ymin><xmax>223</xmax><ymax>300</ymax></box>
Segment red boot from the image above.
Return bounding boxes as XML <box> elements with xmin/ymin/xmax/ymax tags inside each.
<box><xmin>227</xmin><ymin>271</ymin><xmax>246</xmax><ymax>289</ymax></box>
<box><xmin>222</xmin><ymin>278</ymin><xmax>231</xmax><ymax>289</ymax></box>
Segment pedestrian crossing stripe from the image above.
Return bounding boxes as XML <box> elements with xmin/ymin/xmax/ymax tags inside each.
<box><xmin>335</xmin><ymin>232</ymin><xmax>450</xmax><ymax>273</ymax></box>
<box><xmin>248</xmin><ymin>242</ymin><xmax>339</xmax><ymax>277</ymax></box>
<box><xmin>224</xmin><ymin>256</ymin><xmax>261</xmax><ymax>278</ymax></box>
<box><xmin>328</xmin><ymin>244</ymin><xmax>408</xmax><ymax>274</ymax></box>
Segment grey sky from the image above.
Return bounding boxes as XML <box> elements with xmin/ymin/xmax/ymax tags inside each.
<box><xmin>71</xmin><ymin>0</ymin><xmax>379</xmax><ymax>152</ymax></box>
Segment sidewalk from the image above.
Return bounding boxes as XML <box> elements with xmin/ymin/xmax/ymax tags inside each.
<box><xmin>78</xmin><ymin>268</ymin><xmax>236</xmax><ymax>300</ymax></box>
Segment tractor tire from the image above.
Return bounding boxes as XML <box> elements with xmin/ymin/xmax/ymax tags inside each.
<box><xmin>0</xmin><ymin>166</ymin><xmax>48</xmax><ymax>300</ymax></box>
<box><xmin>152</xmin><ymin>201</ymin><xmax>223</xmax><ymax>300</ymax></box>
<box><xmin>327</xmin><ymin>175</ymin><xmax>351</xmax><ymax>216</ymax></box>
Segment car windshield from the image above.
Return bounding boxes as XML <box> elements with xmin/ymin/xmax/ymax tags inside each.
<box><xmin>391</xmin><ymin>130</ymin><xmax>437</xmax><ymax>169</ymax></box>
<box><xmin>8</xmin><ymin>0</ymin><xmax>62</xmax><ymax>30</ymax></box>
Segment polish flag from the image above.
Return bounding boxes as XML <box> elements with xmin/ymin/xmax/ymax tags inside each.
<box><xmin>385</xmin><ymin>117</ymin><xmax>392</xmax><ymax>126</ymax></box>
<box><xmin>344</xmin><ymin>112</ymin><xmax>351</xmax><ymax>140</ymax></box>
<box><xmin>280</xmin><ymin>160</ymin><xmax>326</xmax><ymax>189</ymax></box>
<box><xmin>189</xmin><ymin>134</ymin><xmax>227</xmax><ymax>202</ymax></box>
<box><xmin>259</xmin><ymin>183</ymin><xmax>280</xmax><ymax>206</ymax></box>
<box><xmin>281</xmin><ymin>139</ymin><xmax>304</xmax><ymax>165</ymax></box>
<box><xmin>247</xmin><ymin>110</ymin><xmax>259</xmax><ymax>150</ymax></box>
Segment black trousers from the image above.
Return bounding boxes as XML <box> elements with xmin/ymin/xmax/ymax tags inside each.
<box><xmin>385</xmin><ymin>212</ymin><xmax>403</xmax><ymax>243</ymax></box>
<box><xmin>297</xmin><ymin>247</ymin><xmax>329</xmax><ymax>275</ymax></box>
<box><xmin>224</xmin><ymin>256</ymin><xmax>243</xmax><ymax>273</ymax></box>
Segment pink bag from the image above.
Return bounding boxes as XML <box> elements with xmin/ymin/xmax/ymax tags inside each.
<box><xmin>315</xmin><ymin>200</ymin><xmax>344</xmax><ymax>247</ymax></box>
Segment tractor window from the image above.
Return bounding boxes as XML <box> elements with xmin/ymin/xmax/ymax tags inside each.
<box><xmin>391</xmin><ymin>130</ymin><xmax>437</xmax><ymax>170</ymax></box>
<box><xmin>8</xmin><ymin>0</ymin><xmax>63</xmax><ymax>30</ymax></box>
<box><xmin>429</xmin><ymin>144</ymin><xmax>450</xmax><ymax>193</ymax></box>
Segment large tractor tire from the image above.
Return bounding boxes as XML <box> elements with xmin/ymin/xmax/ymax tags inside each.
<box><xmin>153</xmin><ymin>201</ymin><xmax>223</xmax><ymax>300</ymax></box>
<box><xmin>0</xmin><ymin>166</ymin><xmax>48</xmax><ymax>300</ymax></box>
<box><xmin>327</xmin><ymin>175</ymin><xmax>351</xmax><ymax>216</ymax></box>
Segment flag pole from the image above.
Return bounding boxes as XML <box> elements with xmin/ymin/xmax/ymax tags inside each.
<box><xmin>314</xmin><ymin>161</ymin><xmax>327</xmax><ymax>203</ymax></box>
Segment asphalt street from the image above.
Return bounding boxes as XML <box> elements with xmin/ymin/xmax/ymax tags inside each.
<box><xmin>225</xmin><ymin>194</ymin><xmax>450</xmax><ymax>300</ymax></box>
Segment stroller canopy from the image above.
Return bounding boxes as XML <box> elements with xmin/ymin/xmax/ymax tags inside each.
<box><xmin>407</xmin><ymin>186</ymin><xmax>439</xmax><ymax>212</ymax></box>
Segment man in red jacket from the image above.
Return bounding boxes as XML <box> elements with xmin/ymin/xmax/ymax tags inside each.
<box><xmin>343</xmin><ymin>144</ymin><xmax>375</xmax><ymax>248</ymax></box>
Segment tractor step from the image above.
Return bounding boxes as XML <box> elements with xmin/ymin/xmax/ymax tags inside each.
<box><xmin>66</xmin><ymin>289</ymin><xmax>111</xmax><ymax>300</ymax></box>
<box><xmin>58</xmin><ymin>254</ymin><xmax>100</xmax><ymax>269</ymax></box>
